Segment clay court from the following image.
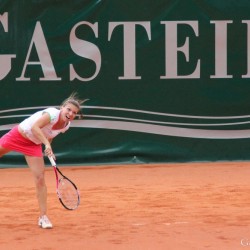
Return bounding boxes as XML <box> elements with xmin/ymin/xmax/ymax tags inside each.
<box><xmin>1</xmin><ymin>161</ymin><xmax>250</xmax><ymax>250</ymax></box>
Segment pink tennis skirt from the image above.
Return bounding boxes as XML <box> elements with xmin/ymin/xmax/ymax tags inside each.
<box><xmin>0</xmin><ymin>126</ymin><xmax>43</xmax><ymax>157</ymax></box>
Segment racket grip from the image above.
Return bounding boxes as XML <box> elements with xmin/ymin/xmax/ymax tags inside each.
<box><xmin>48</xmin><ymin>156</ymin><xmax>56</xmax><ymax>166</ymax></box>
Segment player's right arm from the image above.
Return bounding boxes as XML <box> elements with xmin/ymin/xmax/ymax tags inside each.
<box><xmin>31</xmin><ymin>112</ymin><xmax>53</xmax><ymax>156</ymax></box>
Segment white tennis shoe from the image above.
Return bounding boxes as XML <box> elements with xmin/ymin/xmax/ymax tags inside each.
<box><xmin>38</xmin><ymin>215</ymin><xmax>53</xmax><ymax>229</ymax></box>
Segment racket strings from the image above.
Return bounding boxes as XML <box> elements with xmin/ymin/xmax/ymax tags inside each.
<box><xmin>58</xmin><ymin>178</ymin><xmax>79</xmax><ymax>210</ymax></box>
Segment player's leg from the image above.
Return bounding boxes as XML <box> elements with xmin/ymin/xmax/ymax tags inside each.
<box><xmin>0</xmin><ymin>145</ymin><xmax>11</xmax><ymax>157</ymax></box>
<box><xmin>25</xmin><ymin>155</ymin><xmax>52</xmax><ymax>228</ymax></box>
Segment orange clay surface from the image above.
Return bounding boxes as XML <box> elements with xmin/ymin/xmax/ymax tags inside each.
<box><xmin>1</xmin><ymin>162</ymin><xmax>250</xmax><ymax>250</ymax></box>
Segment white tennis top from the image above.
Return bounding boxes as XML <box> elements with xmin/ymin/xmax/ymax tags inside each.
<box><xmin>19</xmin><ymin>107</ymin><xmax>70</xmax><ymax>145</ymax></box>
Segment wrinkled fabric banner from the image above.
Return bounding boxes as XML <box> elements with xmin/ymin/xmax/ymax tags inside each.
<box><xmin>1</xmin><ymin>0</ymin><xmax>250</xmax><ymax>166</ymax></box>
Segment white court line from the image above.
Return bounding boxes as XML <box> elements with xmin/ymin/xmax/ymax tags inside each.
<box><xmin>132</xmin><ymin>223</ymin><xmax>147</xmax><ymax>226</ymax></box>
<box><xmin>131</xmin><ymin>221</ymin><xmax>189</xmax><ymax>226</ymax></box>
<box><xmin>163</xmin><ymin>222</ymin><xmax>189</xmax><ymax>226</ymax></box>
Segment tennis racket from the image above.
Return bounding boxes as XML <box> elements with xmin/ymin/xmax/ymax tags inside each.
<box><xmin>48</xmin><ymin>156</ymin><xmax>80</xmax><ymax>210</ymax></box>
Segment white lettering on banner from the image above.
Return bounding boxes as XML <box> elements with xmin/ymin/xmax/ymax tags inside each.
<box><xmin>70</xmin><ymin>21</ymin><xmax>101</xmax><ymax>81</ymax></box>
<box><xmin>242</xmin><ymin>21</ymin><xmax>250</xmax><ymax>78</ymax></box>
<box><xmin>0</xmin><ymin>12</ymin><xmax>15</xmax><ymax>80</ymax></box>
<box><xmin>211</xmin><ymin>21</ymin><xmax>233</xmax><ymax>79</ymax></box>
<box><xmin>16</xmin><ymin>22</ymin><xmax>61</xmax><ymax>81</ymax></box>
<box><xmin>0</xmin><ymin>12</ymin><xmax>250</xmax><ymax>81</ymax></box>
<box><xmin>160</xmin><ymin>21</ymin><xmax>200</xmax><ymax>79</ymax></box>
<box><xmin>108</xmin><ymin>22</ymin><xmax>151</xmax><ymax>80</ymax></box>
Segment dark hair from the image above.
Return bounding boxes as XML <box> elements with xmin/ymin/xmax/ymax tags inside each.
<box><xmin>61</xmin><ymin>92</ymin><xmax>88</xmax><ymax>119</ymax></box>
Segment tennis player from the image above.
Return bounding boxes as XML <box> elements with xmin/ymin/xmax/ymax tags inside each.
<box><xmin>0</xmin><ymin>92</ymin><xmax>84</xmax><ymax>229</ymax></box>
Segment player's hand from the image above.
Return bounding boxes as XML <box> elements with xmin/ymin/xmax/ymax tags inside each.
<box><xmin>44</xmin><ymin>144</ymin><xmax>54</xmax><ymax>158</ymax></box>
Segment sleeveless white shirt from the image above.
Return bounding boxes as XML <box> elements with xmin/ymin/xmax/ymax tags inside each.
<box><xmin>19</xmin><ymin>107</ymin><xmax>70</xmax><ymax>145</ymax></box>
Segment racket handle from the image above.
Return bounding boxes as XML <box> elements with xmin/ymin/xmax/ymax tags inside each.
<box><xmin>48</xmin><ymin>156</ymin><xmax>56</xmax><ymax>166</ymax></box>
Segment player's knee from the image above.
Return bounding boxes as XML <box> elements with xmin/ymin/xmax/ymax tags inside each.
<box><xmin>35</xmin><ymin>173</ymin><xmax>46</xmax><ymax>188</ymax></box>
